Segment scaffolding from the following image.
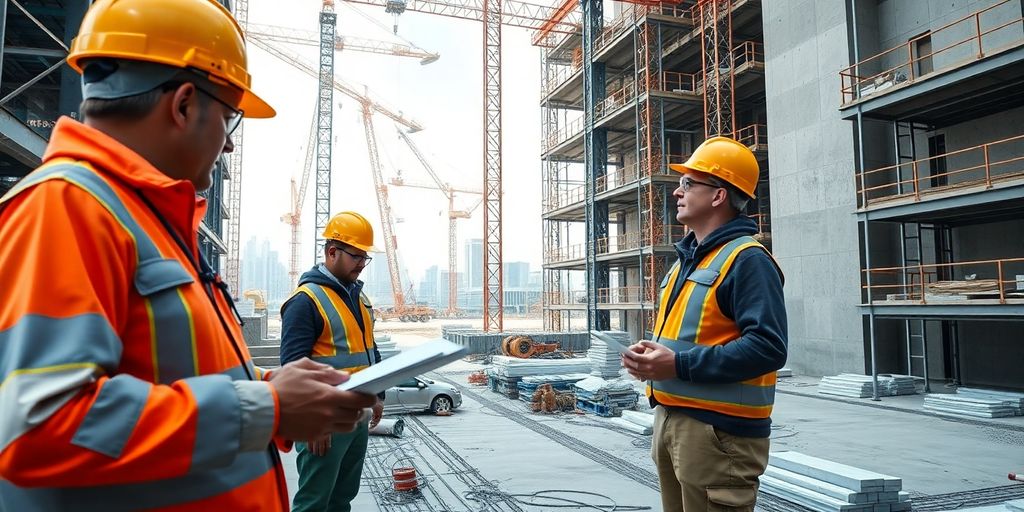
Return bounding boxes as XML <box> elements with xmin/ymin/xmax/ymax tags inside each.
<box><xmin>539</xmin><ymin>0</ymin><xmax>769</xmax><ymax>337</ymax></box>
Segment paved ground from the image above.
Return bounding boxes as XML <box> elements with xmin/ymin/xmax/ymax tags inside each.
<box><xmin>275</xmin><ymin>328</ymin><xmax>1024</xmax><ymax>511</ymax></box>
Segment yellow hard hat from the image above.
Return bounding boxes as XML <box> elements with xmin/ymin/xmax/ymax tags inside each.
<box><xmin>67</xmin><ymin>0</ymin><xmax>275</xmax><ymax>118</ymax></box>
<box><xmin>669</xmin><ymin>136</ymin><xmax>759</xmax><ymax>199</ymax></box>
<box><xmin>323</xmin><ymin>212</ymin><xmax>378</xmax><ymax>253</ymax></box>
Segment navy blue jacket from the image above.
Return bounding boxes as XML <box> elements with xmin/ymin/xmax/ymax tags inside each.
<box><xmin>280</xmin><ymin>266</ymin><xmax>384</xmax><ymax>398</ymax></box>
<box><xmin>651</xmin><ymin>215</ymin><xmax>788</xmax><ymax>438</ymax></box>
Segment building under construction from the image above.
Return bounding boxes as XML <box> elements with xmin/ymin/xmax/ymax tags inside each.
<box><xmin>540</xmin><ymin>0</ymin><xmax>769</xmax><ymax>339</ymax></box>
<box><xmin>541</xmin><ymin>0</ymin><xmax>1024</xmax><ymax>391</ymax></box>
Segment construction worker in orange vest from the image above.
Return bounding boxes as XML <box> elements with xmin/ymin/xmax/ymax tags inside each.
<box><xmin>0</xmin><ymin>0</ymin><xmax>378</xmax><ymax>510</ymax></box>
<box><xmin>280</xmin><ymin>211</ymin><xmax>385</xmax><ymax>512</ymax></box>
<box><xmin>621</xmin><ymin>136</ymin><xmax>788</xmax><ymax>512</ymax></box>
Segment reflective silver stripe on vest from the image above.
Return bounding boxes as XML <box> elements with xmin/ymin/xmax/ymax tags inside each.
<box><xmin>12</xmin><ymin>164</ymin><xmax>198</xmax><ymax>384</ymax></box>
<box><xmin>653</xmin><ymin>236</ymin><xmax>775</xmax><ymax>409</ymax></box>
<box><xmin>0</xmin><ymin>450</ymin><xmax>275</xmax><ymax>512</ymax></box>
<box><xmin>188</xmin><ymin>374</ymin><xmax>242</xmax><ymax>471</ymax></box>
<box><xmin>71</xmin><ymin>375</ymin><xmax>151</xmax><ymax>458</ymax></box>
<box><xmin>304</xmin><ymin>284</ymin><xmax>372</xmax><ymax>370</ymax></box>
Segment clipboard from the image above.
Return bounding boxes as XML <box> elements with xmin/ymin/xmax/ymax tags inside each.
<box><xmin>590</xmin><ymin>331</ymin><xmax>633</xmax><ymax>355</ymax></box>
<box><xmin>337</xmin><ymin>338</ymin><xmax>468</xmax><ymax>395</ymax></box>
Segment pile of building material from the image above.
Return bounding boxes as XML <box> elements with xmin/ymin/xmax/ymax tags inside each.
<box><xmin>609</xmin><ymin>410</ymin><xmax>654</xmax><ymax>435</ymax></box>
<box><xmin>923</xmin><ymin>395</ymin><xmax>1018</xmax><ymax>419</ymax></box>
<box><xmin>485</xmin><ymin>371</ymin><xmax>521</xmax><ymax>399</ymax></box>
<box><xmin>572</xmin><ymin>376</ymin><xmax>639</xmax><ymax>417</ymax></box>
<box><xmin>443</xmin><ymin>330</ymin><xmax>591</xmax><ymax>355</ymax></box>
<box><xmin>516</xmin><ymin>374</ymin><xmax>591</xmax><ymax>399</ymax></box>
<box><xmin>778</xmin><ymin>368</ymin><xmax>794</xmax><ymax>378</ymax></box>
<box><xmin>957</xmin><ymin>387</ymin><xmax>1024</xmax><ymax>415</ymax></box>
<box><xmin>761</xmin><ymin>451</ymin><xmax>910</xmax><ymax>512</ymax></box>
<box><xmin>374</xmin><ymin>334</ymin><xmax>400</xmax><ymax>360</ymax></box>
<box><xmin>588</xmin><ymin>331</ymin><xmax>631</xmax><ymax>379</ymax></box>
<box><xmin>490</xmin><ymin>356</ymin><xmax>593</xmax><ymax>378</ymax></box>
<box><xmin>818</xmin><ymin>374</ymin><xmax>917</xmax><ymax>398</ymax></box>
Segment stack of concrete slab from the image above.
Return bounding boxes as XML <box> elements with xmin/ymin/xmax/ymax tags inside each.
<box><xmin>588</xmin><ymin>331</ymin><xmax>631</xmax><ymax>379</ymax></box>
<box><xmin>609</xmin><ymin>410</ymin><xmax>654</xmax><ymax>435</ymax></box>
<box><xmin>778</xmin><ymin>368</ymin><xmax>794</xmax><ymax>378</ymax></box>
<box><xmin>443</xmin><ymin>330</ymin><xmax>591</xmax><ymax>355</ymax></box>
<box><xmin>818</xmin><ymin>374</ymin><xmax>917</xmax><ymax>398</ymax></box>
<box><xmin>761</xmin><ymin>451</ymin><xmax>910</xmax><ymax>512</ymax></box>
<box><xmin>957</xmin><ymin>387</ymin><xmax>1024</xmax><ymax>415</ymax></box>
<box><xmin>374</xmin><ymin>334</ymin><xmax>400</xmax><ymax>360</ymax></box>
<box><xmin>572</xmin><ymin>376</ymin><xmax>640</xmax><ymax>417</ymax></box>
<box><xmin>490</xmin><ymin>356</ymin><xmax>593</xmax><ymax>378</ymax></box>
<box><xmin>923</xmin><ymin>394</ymin><xmax>1018</xmax><ymax>419</ymax></box>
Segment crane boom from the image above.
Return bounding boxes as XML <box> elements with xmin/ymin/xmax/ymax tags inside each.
<box><xmin>360</xmin><ymin>102</ymin><xmax>407</xmax><ymax>309</ymax></box>
<box><xmin>246</xmin><ymin>23</ymin><xmax>440</xmax><ymax>63</ymax></box>
<box><xmin>343</xmin><ymin>0</ymin><xmax>579</xmax><ymax>34</ymax></box>
<box><xmin>249</xmin><ymin>36</ymin><xmax>424</xmax><ymax>132</ymax></box>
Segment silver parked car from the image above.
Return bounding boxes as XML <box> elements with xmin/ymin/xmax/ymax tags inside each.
<box><xmin>383</xmin><ymin>377</ymin><xmax>463</xmax><ymax>414</ymax></box>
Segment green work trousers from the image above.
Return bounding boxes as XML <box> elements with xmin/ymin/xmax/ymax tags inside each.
<box><xmin>292</xmin><ymin>421</ymin><xmax>369</xmax><ymax>512</ymax></box>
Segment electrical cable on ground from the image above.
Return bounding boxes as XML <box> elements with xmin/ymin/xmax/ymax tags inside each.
<box><xmin>464</xmin><ymin>484</ymin><xmax>652</xmax><ymax>511</ymax></box>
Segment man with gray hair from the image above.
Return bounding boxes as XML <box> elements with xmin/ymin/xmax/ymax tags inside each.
<box><xmin>621</xmin><ymin>136</ymin><xmax>788</xmax><ymax>512</ymax></box>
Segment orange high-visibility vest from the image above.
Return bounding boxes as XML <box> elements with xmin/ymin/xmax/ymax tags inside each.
<box><xmin>0</xmin><ymin>118</ymin><xmax>287</xmax><ymax>511</ymax></box>
<box><xmin>647</xmin><ymin>235</ymin><xmax>778</xmax><ymax>419</ymax></box>
<box><xmin>291</xmin><ymin>283</ymin><xmax>376</xmax><ymax>374</ymax></box>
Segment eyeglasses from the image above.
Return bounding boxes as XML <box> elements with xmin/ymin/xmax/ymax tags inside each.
<box><xmin>336</xmin><ymin>246</ymin><xmax>372</xmax><ymax>265</ymax></box>
<box><xmin>679</xmin><ymin>177</ymin><xmax>720</xmax><ymax>193</ymax></box>
<box><xmin>194</xmin><ymin>86</ymin><xmax>243</xmax><ymax>136</ymax></box>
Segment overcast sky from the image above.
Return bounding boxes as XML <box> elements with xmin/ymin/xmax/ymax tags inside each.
<box><xmin>239</xmin><ymin>0</ymin><xmax>548</xmax><ymax>284</ymax></box>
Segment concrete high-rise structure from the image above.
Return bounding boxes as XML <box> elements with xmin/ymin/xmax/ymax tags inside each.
<box><xmin>241</xmin><ymin>238</ymin><xmax>290</xmax><ymax>303</ymax></box>
<box><xmin>504</xmin><ymin>261</ymin><xmax>531</xmax><ymax>289</ymax></box>
<box><xmin>464</xmin><ymin>238</ymin><xmax>484</xmax><ymax>289</ymax></box>
<box><xmin>541</xmin><ymin>0</ymin><xmax>1024</xmax><ymax>392</ymax></box>
<box><xmin>766</xmin><ymin>0</ymin><xmax>1024</xmax><ymax>391</ymax></box>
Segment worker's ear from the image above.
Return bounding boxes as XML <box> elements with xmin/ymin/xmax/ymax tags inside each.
<box><xmin>168</xmin><ymin>83</ymin><xmax>199</xmax><ymax>130</ymax></box>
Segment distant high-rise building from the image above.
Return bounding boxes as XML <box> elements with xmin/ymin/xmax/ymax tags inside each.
<box><xmin>240</xmin><ymin>237</ymin><xmax>290</xmax><ymax>303</ymax></box>
<box><xmin>464</xmin><ymin>238</ymin><xmax>483</xmax><ymax>289</ymax></box>
<box><xmin>504</xmin><ymin>261</ymin><xmax>530</xmax><ymax>289</ymax></box>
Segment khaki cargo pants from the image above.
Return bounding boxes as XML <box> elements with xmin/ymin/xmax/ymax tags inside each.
<box><xmin>651</xmin><ymin>406</ymin><xmax>769</xmax><ymax>512</ymax></box>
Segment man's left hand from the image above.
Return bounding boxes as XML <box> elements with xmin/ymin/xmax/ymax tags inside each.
<box><xmin>621</xmin><ymin>340</ymin><xmax>677</xmax><ymax>381</ymax></box>
<box><xmin>370</xmin><ymin>402</ymin><xmax>383</xmax><ymax>429</ymax></box>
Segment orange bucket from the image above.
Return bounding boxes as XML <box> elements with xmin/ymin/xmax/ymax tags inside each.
<box><xmin>393</xmin><ymin>467</ymin><xmax>418</xmax><ymax>492</ymax></box>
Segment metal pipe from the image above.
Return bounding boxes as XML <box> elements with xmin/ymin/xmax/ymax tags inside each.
<box><xmin>850</xmin><ymin>0</ymin><xmax>881</xmax><ymax>401</ymax></box>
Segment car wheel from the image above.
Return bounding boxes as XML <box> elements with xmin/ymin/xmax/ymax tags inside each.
<box><xmin>430</xmin><ymin>395</ymin><xmax>453</xmax><ymax>414</ymax></box>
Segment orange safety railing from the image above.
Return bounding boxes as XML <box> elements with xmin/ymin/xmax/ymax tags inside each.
<box><xmin>735</xmin><ymin>123</ymin><xmax>768</xmax><ymax>149</ymax></box>
<box><xmin>546</xmin><ymin>241</ymin><xmax>588</xmax><ymax>263</ymax></box>
<box><xmin>596</xmin><ymin>161</ymin><xmax>641</xmax><ymax>193</ymax></box>
<box><xmin>546</xmin><ymin>180</ymin><xmax>586</xmax><ymax>211</ymax></box>
<box><xmin>732</xmin><ymin>41</ymin><xmax>764</xmax><ymax>69</ymax></box>
<box><xmin>857</xmin><ymin>134</ymin><xmax>1024</xmax><ymax>205</ymax></box>
<box><xmin>863</xmin><ymin>257</ymin><xmax>1024</xmax><ymax>304</ymax></box>
<box><xmin>840</xmin><ymin>0</ymin><xmax>1024</xmax><ymax>104</ymax></box>
<box><xmin>661</xmin><ymin>71</ymin><xmax>700</xmax><ymax>94</ymax></box>
<box><xmin>596</xmin><ymin>286</ymin><xmax>644</xmax><ymax>304</ymax></box>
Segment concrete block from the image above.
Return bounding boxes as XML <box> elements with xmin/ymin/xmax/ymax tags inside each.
<box><xmin>764</xmin><ymin>466</ymin><xmax>865</xmax><ymax>504</ymax></box>
<box><xmin>770</xmin><ymin>452</ymin><xmax>901</xmax><ymax>493</ymax></box>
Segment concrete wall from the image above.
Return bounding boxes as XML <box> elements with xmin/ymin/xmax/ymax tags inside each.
<box><xmin>871</xmin><ymin>0</ymin><xmax>1023</xmax><ymax>80</ymax></box>
<box><xmin>763</xmin><ymin>0</ymin><xmax>865</xmax><ymax>377</ymax></box>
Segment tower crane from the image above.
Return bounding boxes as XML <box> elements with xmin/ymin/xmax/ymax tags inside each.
<box><xmin>249</xmin><ymin>37</ymin><xmax>432</xmax><ymax>321</ymax></box>
<box><xmin>339</xmin><ymin>0</ymin><xmax>580</xmax><ymax>331</ymax></box>
<box><xmin>281</xmin><ymin>114</ymin><xmax>317</xmax><ymax>288</ymax></box>
<box><xmin>391</xmin><ymin>128</ymin><xmax>483</xmax><ymax>317</ymax></box>
<box><xmin>246</xmin><ymin>23</ymin><xmax>440</xmax><ymax>64</ymax></box>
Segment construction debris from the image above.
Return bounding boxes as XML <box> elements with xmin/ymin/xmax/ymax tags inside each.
<box><xmin>818</xmin><ymin>374</ymin><xmax>917</xmax><ymax>398</ymax></box>
<box><xmin>528</xmin><ymin>383</ymin><xmax>578</xmax><ymax>413</ymax></box>
<box><xmin>467</xmin><ymin>370</ymin><xmax>488</xmax><ymax>386</ymax></box>
<box><xmin>588</xmin><ymin>331</ymin><xmax>631</xmax><ymax>379</ymax></box>
<box><xmin>572</xmin><ymin>376</ymin><xmax>639</xmax><ymax>417</ymax></box>
<box><xmin>761</xmin><ymin>451</ymin><xmax>909</xmax><ymax>512</ymax></box>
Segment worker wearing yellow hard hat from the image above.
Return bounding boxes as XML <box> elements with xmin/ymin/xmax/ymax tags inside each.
<box><xmin>0</xmin><ymin>1</ymin><xmax>378</xmax><ymax>510</ymax></box>
<box><xmin>621</xmin><ymin>136</ymin><xmax>788</xmax><ymax>512</ymax></box>
<box><xmin>281</xmin><ymin>211</ymin><xmax>384</xmax><ymax>512</ymax></box>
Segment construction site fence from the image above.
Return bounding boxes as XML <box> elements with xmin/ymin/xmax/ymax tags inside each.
<box><xmin>441</xmin><ymin>328</ymin><xmax>591</xmax><ymax>355</ymax></box>
<box><xmin>857</xmin><ymin>133</ymin><xmax>1024</xmax><ymax>206</ymax></box>
<box><xmin>863</xmin><ymin>257</ymin><xmax>1024</xmax><ymax>304</ymax></box>
<box><xmin>840</xmin><ymin>0</ymin><xmax>1024</xmax><ymax>104</ymax></box>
